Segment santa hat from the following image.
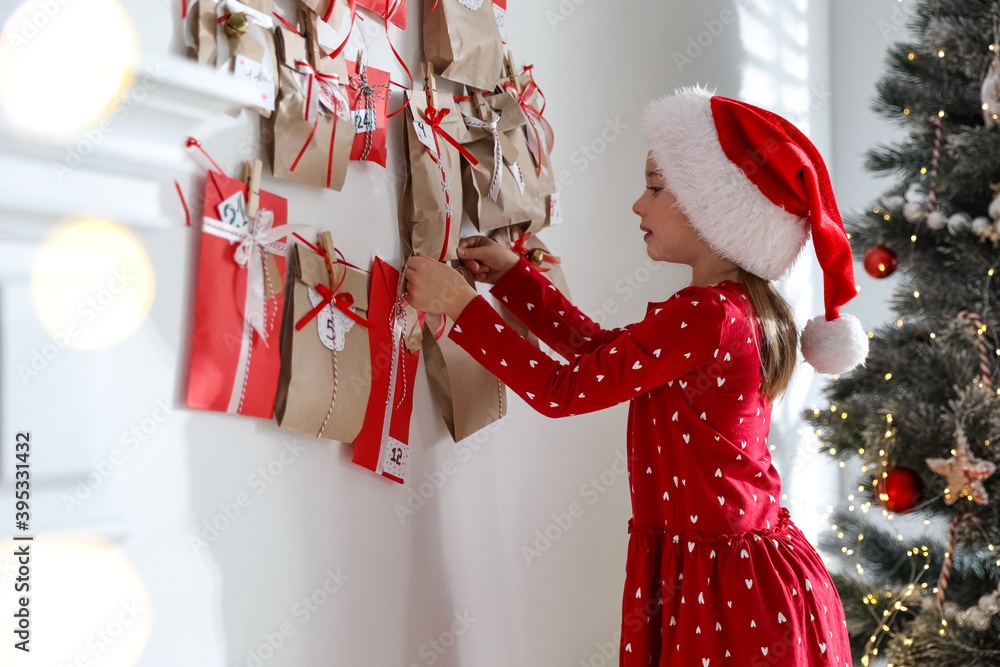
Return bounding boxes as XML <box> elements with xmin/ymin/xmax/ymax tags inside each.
<box><xmin>642</xmin><ymin>85</ymin><xmax>868</xmax><ymax>375</ymax></box>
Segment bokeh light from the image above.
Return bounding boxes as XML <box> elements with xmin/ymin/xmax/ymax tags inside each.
<box><xmin>0</xmin><ymin>538</ymin><xmax>152</xmax><ymax>666</ymax></box>
<box><xmin>31</xmin><ymin>219</ymin><xmax>155</xmax><ymax>350</ymax></box>
<box><xmin>0</xmin><ymin>0</ymin><xmax>138</xmax><ymax>136</ymax></box>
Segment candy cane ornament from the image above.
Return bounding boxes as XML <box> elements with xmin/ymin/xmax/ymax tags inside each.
<box><xmin>955</xmin><ymin>311</ymin><xmax>992</xmax><ymax>389</ymax></box>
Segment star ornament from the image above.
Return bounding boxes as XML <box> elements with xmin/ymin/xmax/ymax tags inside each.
<box><xmin>926</xmin><ymin>430</ymin><xmax>996</xmax><ymax>505</ymax></box>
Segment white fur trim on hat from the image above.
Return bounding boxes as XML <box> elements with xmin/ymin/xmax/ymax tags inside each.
<box><xmin>642</xmin><ymin>86</ymin><xmax>808</xmax><ymax>280</ymax></box>
<box><xmin>800</xmin><ymin>313</ymin><xmax>869</xmax><ymax>375</ymax></box>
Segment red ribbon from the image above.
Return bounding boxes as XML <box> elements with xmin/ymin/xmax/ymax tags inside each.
<box><xmin>289</xmin><ymin>69</ymin><xmax>344</xmax><ymax>189</ymax></box>
<box><xmin>185</xmin><ymin>137</ymin><xmax>225</xmax><ymax>174</ymax></box>
<box><xmin>326</xmin><ymin>0</ymin><xmax>356</xmax><ymax>59</ymax></box>
<box><xmin>424</xmin><ymin>107</ymin><xmax>478</xmax><ymax>165</ymax></box>
<box><xmin>272</xmin><ymin>11</ymin><xmax>301</xmax><ymax>35</ymax></box>
<box><xmin>174</xmin><ymin>180</ymin><xmax>190</xmax><ymax>227</ymax></box>
<box><xmin>520</xmin><ymin>65</ymin><xmax>546</xmax><ymax>114</ymax></box>
<box><xmin>182</xmin><ymin>0</ymin><xmax>188</xmax><ymax>18</ymax></box>
<box><xmin>511</xmin><ymin>230</ymin><xmax>560</xmax><ymax>272</ymax></box>
<box><xmin>502</xmin><ymin>79</ymin><xmax>553</xmax><ymax>177</ymax></box>
<box><xmin>382</xmin><ymin>1</ymin><xmax>413</xmax><ymax>118</ymax></box>
<box><xmin>293</xmin><ymin>234</ymin><xmax>369</xmax><ymax>330</ymax></box>
<box><xmin>423</xmin><ymin>106</ymin><xmax>477</xmax><ymax>262</ymax></box>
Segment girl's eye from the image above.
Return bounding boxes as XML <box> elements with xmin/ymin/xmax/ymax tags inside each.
<box><xmin>646</xmin><ymin>186</ymin><xmax>662</xmax><ymax>194</ymax></box>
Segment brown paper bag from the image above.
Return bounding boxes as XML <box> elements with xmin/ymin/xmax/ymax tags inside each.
<box><xmin>214</xmin><ymin>0</ymin><xmax>278</xmax><ymax>117</ymax></box>
<box><xmin>400</xmin><ymin>91</ymin><xmax>467</xmax><ymax>262</ymax></box>
<box><xmin>275</xmin><ymin>233</ymin><xmax>372</xmax><ymax>442</ymax></box>
<box><xmin>423</xmin><ymin>0</ymin><xmax>504</xmax><ymax>91</ymax></box>
<box><xmin>501</xmin><ymin>74</ymin><xmax>559</xmax><ymax>231</ymax></box>
<box><xmin>422</xmin><ymin>313</ymin><xmax>506</xmax><ymax>442</ymax></box>
<box><xmin>193</xmin><ymin>0</ymin><xmax>219</xmax><ymax>65</ymax></box>
<box><xmin>459</xmin><ymin>94</ymin><xmax>544</xmax><ymax>231</ymax></box>
<box><xmin>270</xmin><ymin>25</ymin><xmax>355</xmax><ymax>190</ymax></box>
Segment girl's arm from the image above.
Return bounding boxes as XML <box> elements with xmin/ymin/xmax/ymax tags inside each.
<box><xmin>449</xmin><ymin>284</ymin><xmax>725</xmax><ymax>418</ymax></box>
<box><xmin>490</xmin><ymin>257</ymin><xmax>629</xmax><ymax>360</ymax></box>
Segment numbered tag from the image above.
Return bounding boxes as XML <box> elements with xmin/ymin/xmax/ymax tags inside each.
<box><xmin>235</xmin><ymin>55</ymin><xmax>262</xmax><ymax>85</ymax></box>
<box><xmin>549</xmin><ymin>192</ymin><xmax>563</xmax><ymax>225</ymax></box>
<box><xmin>507</xmin><ymin>161</ymin><xmax>526</xmax><ymax>196</ymax></box>
<box><xmin>493</xmin><ymin>0</ymin><xmax>507</xmax><ymax>43</ymax></box>
<box><xmin>352</xmin><ymin>107</ymin><xmax>377</xmax><ymax>134</ymax></box>
<box><xmin>457</xmin><ymin>0</ymin><xmax>485</xmax><ymax>8</ymax></box>
<box><xmin>379</xmin><ymin>436</ymin><xmax>409</xmax><ymax>481</ymax></box>
<box><xmin>235</xmin><ymin>55</ymin><xmax>275</xmax><ymax>111</ymax></box>
<box><xmin>412</xmin><ymin>120</ymin><xmax>439</xmax><ymax>157</ymax></box>
<box><xmin>217</xmin><ymin>191</ymin><xmax>250</xmax><ymax>232</ymax></box>
<box><xmin>307</xmin><ymin>287</ymin><xmax>356</xmax><ymax>352</ymax></box>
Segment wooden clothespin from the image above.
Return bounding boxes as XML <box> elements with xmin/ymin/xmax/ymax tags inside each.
<box><xmin>356</xmin><ymin>49</ymin><xmax>365</xmax><ymax>75</ymax></box>
<box><xmin>316</xmin><ymin>231</ymin><xmax>343</xmax><ymax>282</ymax></box>
<box><xmin>422</xmin><ymin>61</ymin><xmax>438</xmax><ymax>109</ymax></box>
<box><xmin>299</xmin><ymin>8</ymin><xmax>317</xmax><ymax>68</ymax></box>
<box><xmin>503</xmin><ymin>50</ymin><xmax>521</xmax><ymax>94</ymax></box>
<box><xmin>244</xmin><ymin>159</ymin><xmax>262</xmax><ymax>219</ymax></box>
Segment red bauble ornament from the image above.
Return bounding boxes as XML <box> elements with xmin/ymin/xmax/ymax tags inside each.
<box><xmin>877</xmin><ymin>466</ymin><xmax>924</xmax><ymax>513</ymax></box>
<box><xmin>864</xmin><ymin>244</ymin><xmax>898</xmax><ymax>279</ymax></box>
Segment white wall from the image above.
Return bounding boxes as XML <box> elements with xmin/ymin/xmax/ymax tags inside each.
<box><xmin>0</xmin><ymin>1</ymin><xmax>902</xmax><ymax>665</ymax></box>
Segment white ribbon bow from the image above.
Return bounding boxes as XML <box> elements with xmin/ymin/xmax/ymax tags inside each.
<box><xmin>463</xmin><ymin>111</ymin><xmax>504</xmax><ymax>202</ymax></box>
<box><xmin>293</xmin><ymin>60</ymin><xmax>352</xmax><ymax>123</ymax></box>
<box><xmin>202</xmin><ymin>209</ymin><xmax>308</xmax><ymax>341</ymax></box>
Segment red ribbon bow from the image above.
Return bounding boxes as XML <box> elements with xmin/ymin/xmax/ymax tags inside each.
<box><xmin>424</xmin><ymin>106</ymin><xmax>479</xmax><ymax>166</ymax></box>
<box><xmin>293</xmin><ymin>234</ymin><xmax>369</xmax><ymax>330</ymax></box>
<box><xmin>502</xmin><ymin>79</ymin><xmax>554</xmax><ymax>178</ymax></box>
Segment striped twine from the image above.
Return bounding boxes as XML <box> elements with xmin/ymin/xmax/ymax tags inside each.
<box><xmin>934</xmin><ymin>512</ymin><xmax>974</xmax><ymax>614</ymax></box>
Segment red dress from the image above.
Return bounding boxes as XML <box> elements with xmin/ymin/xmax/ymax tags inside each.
<box><xmin>448</xmin><ymin>257</ymin><xmax>853</xmax><ymax>666</ymax></box>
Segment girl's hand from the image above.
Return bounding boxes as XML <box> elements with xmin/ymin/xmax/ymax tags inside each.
<box><xmin>403</xmin><ymin>253</ymin><xmax>479</xmax><ymax>320</ymax></box>
<box><xmin>456</xmin><ymin>236</ymin><xmax>520</xmax><ymax>284</ymax></box>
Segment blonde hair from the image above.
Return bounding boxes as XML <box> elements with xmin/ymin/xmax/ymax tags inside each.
<box><xmin>737</xmin><ymin>269</ymin><xmax>798</xmax><ymax>402</ymax></box>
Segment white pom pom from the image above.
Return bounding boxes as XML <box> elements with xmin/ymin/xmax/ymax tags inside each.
<box><xmin>883</xmin><ymin>195</ymin><xmax>905</xmax><ymax>210</ymax></box>
<box><xmin>926</xmin><ymin>210</ymin><xmax>948</xmax><ymax>230</ymax></box>
<box><xmin>903</xmin><ymin>201</ymin><xmax>926</xmax><ymax>223</ymax></box>
<box><xmin>801</xmin><ymin>313</ymin><xmax>870</xmax><ymax>375</ymax></box>
<box><xmin>947</xmin><ymin>212</ymin><xmax>971</xmax><ymax>235</ymax></box>
<box><xmin>973</xmin><ymin>216</ymin><xmax>992</xmax><ymax>235</ymax></box>
<box><xmin>904</xmin><ymin>182</ymin><xmax>926</xmax><ymax>203</ymax></box>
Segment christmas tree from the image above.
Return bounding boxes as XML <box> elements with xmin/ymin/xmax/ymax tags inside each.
<box><xmin>804</xmin><ymin>2</ymin><xmax>1000</xmax><ymax>665</ymax></box>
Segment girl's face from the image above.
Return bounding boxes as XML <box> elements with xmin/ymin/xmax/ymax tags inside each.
<box><xmin>632</xmin><ymin>154</ymin><xmax>707</xmax><ymax>265</ymax></box>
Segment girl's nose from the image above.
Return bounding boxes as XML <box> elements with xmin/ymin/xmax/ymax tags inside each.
<box><xmin>632</xmin><ymin>194</ymin><xmax>644</xmax><ymax>217</ymax></box>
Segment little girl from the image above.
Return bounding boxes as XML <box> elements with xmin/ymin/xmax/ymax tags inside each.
<box><xmin>404</xmin><ymin>86</ymin><xmax>869</xmax><ymax>666</ymax></box>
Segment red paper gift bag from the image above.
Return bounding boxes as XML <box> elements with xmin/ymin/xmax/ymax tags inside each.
<box><xmin>357</xmin><ymin>0</ymin><xmax>406</xmax><ymax>29</ymax></box>
<box><xmin>351</xmin><ymin>257</ymin><xmax>420</xmax><ymax>483</ymax></box>
<box><xmin>187</xmin><ymin>170</ymin><xmax>303</xmax><ymax>418</ymax></box>
<box><xmin>345</xmin><ymin>59</ymin><xmax>392</xmax><ymax>167</ymax></box>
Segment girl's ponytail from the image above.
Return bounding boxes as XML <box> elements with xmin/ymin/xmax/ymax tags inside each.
<box><xmin>737</xmin><ymin>270</ymin><xmax>798</xmax><ymax>402</ymax></box>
